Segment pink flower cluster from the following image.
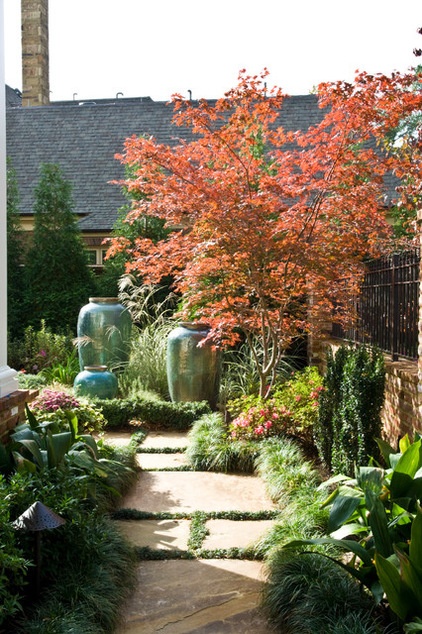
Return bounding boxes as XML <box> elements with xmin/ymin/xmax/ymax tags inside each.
<box><xmin>309</xmin><ymin>386</ymin><xmax>325</xmax><ymax>408</ymax></box>
<box><xmin>32</xmin><ymin>389</ymin><xmax>80</xmax><ymax>413</ymax></box>
<box><xmin>229</xmin><ymin>402</ymin><xmax>293</xmax><ymax>442</ymax></box>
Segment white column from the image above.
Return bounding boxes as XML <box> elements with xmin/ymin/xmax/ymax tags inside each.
<box><xmin>0</xmin><ymin>0</ymin><xmax>18</xmax><ymax>397</ymax></box>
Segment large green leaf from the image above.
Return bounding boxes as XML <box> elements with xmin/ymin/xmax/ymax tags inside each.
<box><xmin>409</xmin><ymin>512</ymin><xmax>422</xmax><ymax>577</ymax></box>
<box><xmin>357</xmin><ymin>466</ymin><xmax>384</xmax><ymax>496</ymax></box>
<box><xmin>66</xmin><ymin>411</ymin><xmax>79</xmax><ymax>441</ymax></box>
<box><xmin>376</xmin><ymin>436</ymin><xmax>397</xmax><ymax>467</ymax></box>
<box><xmin>375</xmin><ymin>553</ymin><xmax>411</xmax><ymax>621</ymax></box>
<box><xmin>404</xmin><ymin>617</ymin><xmax>422</xmax><ymax>632</ymax></box>
<box><xmin>0</xmin><ymin>442</ymin><xmax>13</xmax><ymax>472</ymax></box>
<box><xmin>46</xmin><ymin>431</ymin><xmax>73</xmax><ymax>468</ymax></box>
<box><xmin>78</xmin><ymin>434</ymin><xmax>99</xmax><ymax>458</ymax></box>
<box><xmin>11</xmin><ymin>426</ymin><xmax>39</xmax><ymax>444</ymax></box>
<box><xmin>69</xmin><ymin>450</ymin><xmax>108</xmax><ymax>478</ymax></box>
<box><xmin>396</xmin><ymin>548</ymin><xmax>422</xmax><ymax>617</ymax></box>
<box><xmin>328</xmin><ymin>494</ymin><xmax>363</xmax><ymax>534</ymax></box>
<box><xmin>25</xmin><ymin>404</ymin><xmax>40</xmax><ymax>430</ymax></box>
<box><xmin>330</xmin><ymin>522</ymin><xmax>369</xmax><ymax>540</ymax></box>
<box><xmin>407</xmin><ymin>478</ymin><xmax>422</xmax><ymax>505</ymax></box>
<box><xmin>12</xmin><ymin>451</ymin><xmax>37</xmax><ymax>474</ymax></box>
<box><xmin>16</xmin><ymin>438</ymin><xmax>44</xmax><ymax>468</ymax></box>
<box><xmin>400</xmin><ymin>435</ymin><xmax>412</xmax><ymax>454</ymax></box>
<box><xmin>390</xmin><ymin>440</ymin><xmax>422</xmax><ymax>500</ymax></box>
<box><xmin>284</xmin><ymin>537</ymin><xmax>373</xmax><ymax>566</ymax></box>
<box><xmin>366</xmin><ymin>489</ymin><xmax>393</xmax><ymax>558</ymax></box>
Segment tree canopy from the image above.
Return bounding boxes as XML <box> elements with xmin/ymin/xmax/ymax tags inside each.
<box><xmin>110</xmin><ymin>69</ymin><xmax>422</xmax><ymax>396</ymax></box>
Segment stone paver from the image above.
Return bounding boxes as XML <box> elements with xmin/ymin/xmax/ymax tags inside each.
<box><xmin>203</xmin><ymin>519</ymin><xmax>275</xmax><ymax>550</ymax></box>
<box><xmin>118</xmin><ymin>471</ymin><xmax>275</xmax><ymax>513</ymax></box>
<box><xmin>136</xmin><ymin>452</ymin><xmax>188</xmax><ymax>470</ymax></box>
<box><xmin>115</xmin><ymin>559</ymin><xmax>270</xmax><ymax>634</ymax></box>
<box><xmin>115</xmin><ymin>519</ymin><xmax>190</xmax><ymax>550</ymax></box>
<box><xmin>142</xmin><ymin>431</ymin><xmax>188</xmax><ymax>450</ymax></box>
<box><xmin>99</xmin><ymin>431</ymin><xmax>132</xmax><ymax>447</ymax></box>
<box><xmin>113</xmin><ymin>430</ymin><xmax>274</xmax><ymax>633</ymax></box>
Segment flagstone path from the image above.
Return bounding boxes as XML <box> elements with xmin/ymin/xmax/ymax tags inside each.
<box><xmin>107</xmin><ymin>430</ymin><xmax>277</xmax><ymax>634</ymax></box>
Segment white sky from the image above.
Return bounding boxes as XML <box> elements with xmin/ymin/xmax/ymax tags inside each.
<box><xmin>4</xmin><ymin>0</ymin><xmax>422</xmax><ymax>102</ymax></box>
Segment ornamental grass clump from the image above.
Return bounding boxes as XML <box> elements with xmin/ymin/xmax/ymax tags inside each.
<box><xmin>186</xmin><ymin>412</ymin><xmax>257</xmax><ymax>473</ymax></box>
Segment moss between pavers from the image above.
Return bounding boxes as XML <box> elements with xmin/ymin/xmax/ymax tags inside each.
<box><xmin>112</xmin><ymin>510</ymin><xmax>279</xmax><ymax>561</ymax></box>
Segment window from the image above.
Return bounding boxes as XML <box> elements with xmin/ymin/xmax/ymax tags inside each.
<box><xmin>86</xmin><ymin>250</ymin><xmax>97</xmax><ymax>266</ymax></box>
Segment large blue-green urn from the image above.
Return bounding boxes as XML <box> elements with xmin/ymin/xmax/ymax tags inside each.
<box><xmin>166</xmin><ymin>322</ymin><xmax>221</xmax><ymax>409</ymax></box>
<box><xmin>73</xmin><ymin>365</ymin><xmax>118</xmax><ymax>399</ymax></box>
<box><xmin>77</xmin><ymin>298</ymin><xmax>132</xmax><ymax>371</ymax></box>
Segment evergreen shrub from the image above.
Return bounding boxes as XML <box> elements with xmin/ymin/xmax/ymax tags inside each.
<box><xmin>97</xmin><ymin>396</ymin><xmax>211</xmax><ymax>430</ymax></box>
<box><xmin>314</xmin><ymin>344</ymin><xmax>385</xmax><ymax>475</ymax></box>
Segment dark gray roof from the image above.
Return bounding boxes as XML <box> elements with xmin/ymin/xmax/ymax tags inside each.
<box><xmin>5</xmin><ymin>90</ymin><xmax>394</xmax><ymax>233</ymax></box>
<box><xmin>6</xmin><ymin>95</ymin><xmax>191</xmax><ymax>231</ymax></box>
<box><xmin>6</xmin><ymin>85</ymin><xmax>23</xmax><ymax>108</ymax></box>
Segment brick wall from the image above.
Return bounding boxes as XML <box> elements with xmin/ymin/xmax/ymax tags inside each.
<box><xmin>0</xmin><ymin>389</ymin><xmax>38</xmax><ymax>444</ymax></box>
<box><xmin>21</xmin><ymin>0</ymin><xmax>50</xmax><ymax>106</ymax></box>
<box><xmin>312</xmin><ymin>338</ymin><xmax>420</xmax><ymax>449</ymax></box>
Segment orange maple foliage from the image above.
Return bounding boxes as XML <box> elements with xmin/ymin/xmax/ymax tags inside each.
<box><xmin>110</xmin><ymin>69</ymin><xmax>422</xmax><ymax>397</ymax></box>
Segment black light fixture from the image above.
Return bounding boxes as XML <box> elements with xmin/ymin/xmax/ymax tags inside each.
<box><xmin>13</xmin><ymin>502</ymin><xmax>66</xmax><ymax>597</ymax></box>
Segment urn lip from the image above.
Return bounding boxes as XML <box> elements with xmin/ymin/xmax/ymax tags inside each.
<box><xmin>83</xmin><ymin>365</ymin><xmax>108</xmax><ymax>372</ymax></box>
<box><xmin>179</xmin><ymin>321</ymin><xmax>210</xmax><ymax>330</ymax></box>
<box><xmin>88</xmin><ymin>297</ymin><xmax>120</xmax><ymax>304</ymax></box>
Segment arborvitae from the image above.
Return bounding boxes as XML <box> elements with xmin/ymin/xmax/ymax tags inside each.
<box><xmin>316</xmin><ymin>344</ymin><xmax>385</xmax><ymax>475</ymax></box>
<box><xmin>24</xmin><ymin>163</ymin><xmax>96</xmax><ymax>333</ymax></box>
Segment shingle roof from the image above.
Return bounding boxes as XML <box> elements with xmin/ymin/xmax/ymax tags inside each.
<box><xmin>5</xmin><ymin>91</ymin><xmax>394</xmax><ymax>232</ymax></box>
<box><xmin>6</xmin><ymin>85</ymin><xmax>23</xmax><ymax>108</ymax></box>
<box><xmin>6</xmin><ymin>95</ymin><xmax>190</xmax><ymax>231</ymax></box>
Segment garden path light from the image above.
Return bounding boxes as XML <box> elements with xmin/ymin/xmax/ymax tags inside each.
<box><xmin>13</xmin><ymin>501</ymin><xmax>66</xmax><ymax>597</ymax></box>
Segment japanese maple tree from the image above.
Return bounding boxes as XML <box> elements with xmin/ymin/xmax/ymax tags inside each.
<box><xmin>110</xmin><ymin>69</ymin><xmax>421</xmax><ymax>397</ymax></box>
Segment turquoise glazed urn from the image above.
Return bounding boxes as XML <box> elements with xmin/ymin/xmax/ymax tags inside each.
<box><xmin>166</xmin><ymin>322</ymin><xmax>221</xmax><ymax>409</ymax></box>
<box><xmin>73</xmin><ymin>365</ymin><xmax>118</xmax><ymax>400</ymax></box>
<box><xmin>77</xmin><ymin>297</ymin><xmax>132</xmax><ymax>371</ymax></box>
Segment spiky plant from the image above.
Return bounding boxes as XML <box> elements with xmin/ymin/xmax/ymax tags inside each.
<box><xmin>186</xmin><ymin>412</ymin><xmax>257</xmax><ymax>473</ymax></box>
<box><xmin>262</xmin><ymin>550</ymin><xmax>377</xmax><ymax>634</ymax></box>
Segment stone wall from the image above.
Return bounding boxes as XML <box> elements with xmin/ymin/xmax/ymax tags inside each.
<box><xmin>0</xmin><ymin>389</ymin><xmax>38</xmax><ymax>444</ymax></box>
<box><xmin>312</xmin><ymin>338</ymin><xmax>420</xmax><ymax>449</ymax></box>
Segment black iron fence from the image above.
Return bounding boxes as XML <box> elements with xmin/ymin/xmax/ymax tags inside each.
<box><xmin>331</xmin><ymin>249</ymin><xmax>420</xmax><ymax>361</ymax></box>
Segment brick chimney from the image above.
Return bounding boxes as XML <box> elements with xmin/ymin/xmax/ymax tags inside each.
<box><xmin>21</xmin><ymin>0</ymin><xmax>49</xmax><ymax>106</ymax></box>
